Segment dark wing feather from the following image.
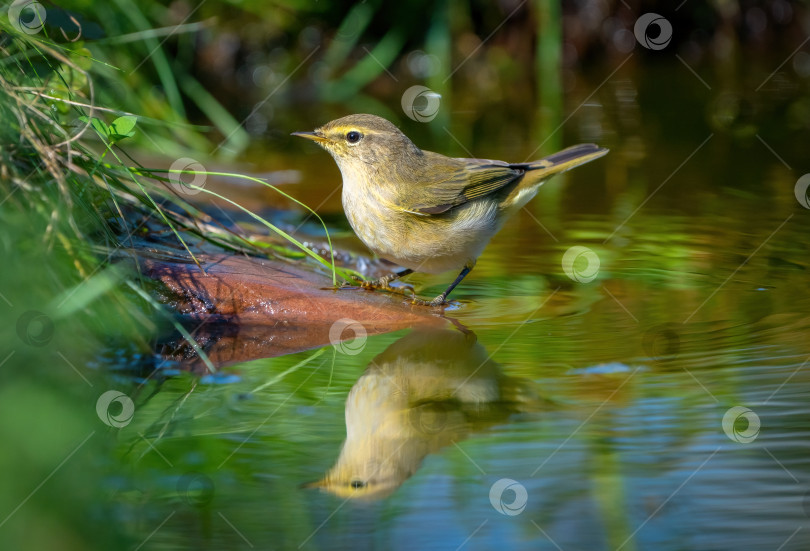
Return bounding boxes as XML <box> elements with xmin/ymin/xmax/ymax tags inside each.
<box><xmin>405</xmin><ymin>152</ymin><xmax>524</xmax><ymax>215</ymax></box>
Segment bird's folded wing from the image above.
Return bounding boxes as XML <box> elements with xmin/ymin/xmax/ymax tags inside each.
<box><xmin>405</xmin><ymin>153</ymin><xmax>524</xmax><ymax>215</ymax></box>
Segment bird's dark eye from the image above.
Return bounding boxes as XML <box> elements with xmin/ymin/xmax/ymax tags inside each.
<box><xmin>350</xmin><ymin>480</ymin><xmax>366</xmax><ymax>489</ymax></box>
<box><xmin>346</xmin><ymin>131</ymin><xmax>362</xmax><ymax>144</ymax></box>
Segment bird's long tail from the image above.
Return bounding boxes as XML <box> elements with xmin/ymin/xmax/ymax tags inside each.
<box><xmin>522</xmin><ymin>143</ymin><xmax>608</xmax><ymax>181</ymax></box>
<box><xmin>502</xmin><ymin>143</ymin><xmax>608</xmax><ymax>209</ymax></box>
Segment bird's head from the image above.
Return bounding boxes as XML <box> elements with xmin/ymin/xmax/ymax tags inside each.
<box><xmin>292</xmin><ymin>114</ymin><xmax>422</xmax><ymax>172</ymax></box>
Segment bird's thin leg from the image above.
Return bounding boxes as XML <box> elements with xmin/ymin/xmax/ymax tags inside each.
<box><xmin>363</xmin><ymin>268</ymin><xmax>413</xmax><ymax>289</ymax></box>
<box><xmin>414</xmin><ymin>262</ymin><xmax>474</xmax><ymax>306</ymax></box>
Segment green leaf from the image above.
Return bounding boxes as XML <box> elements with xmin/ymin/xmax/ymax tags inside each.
<box><xmin>79</xmin><ymin>115</ymin><xmax>109</xmax><ymax>138</ymax></box>
<box><xmin>109</xmin><ymin>115</ymin><xmax>137</xmax><ymax>141</ymax></box>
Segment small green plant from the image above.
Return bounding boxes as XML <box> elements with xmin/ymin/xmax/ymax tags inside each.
<box><xmin>0</xmin><ymin>10</ymin><xmax>359</xmax><ymax>370</ymax></box>
<box><xmin>80</xmin><ymin>114</ymin><xmax>138</xmax><ymax>144</ymax></box>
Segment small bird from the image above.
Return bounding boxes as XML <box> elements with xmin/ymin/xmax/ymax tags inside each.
<box><xmin>294</xmin><ymin>114</ymin><xmax>607</xmax><ymax>305</ymax></box>
<box><xmin>303</xmin><ymin>327</ymin><xmax>540</xmax><ymax>499</ymax></box>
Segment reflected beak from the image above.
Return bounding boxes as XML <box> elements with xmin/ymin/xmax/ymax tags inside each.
<box><xmin>300</xmin><ymin>479</ymin><xmax>325</xmax><ymax>489</ymax></box>
<box><xmin>292</xmin><ymin>130</ymin><xmax>327</xmax><ymax>142</ymax></box>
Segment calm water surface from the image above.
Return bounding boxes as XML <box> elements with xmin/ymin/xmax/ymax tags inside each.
<box><xmin>114</xmin><ymin>60</ymin><xmax>810</xmax><ymax>550</ymax></box>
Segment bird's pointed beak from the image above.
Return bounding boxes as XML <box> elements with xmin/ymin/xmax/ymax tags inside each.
<box><xmin>291</xmin><ymin>130</ymin><xmax>327</xmax><ymax>142</ymax></box>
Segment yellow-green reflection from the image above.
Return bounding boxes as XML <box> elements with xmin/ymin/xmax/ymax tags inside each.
<box><xmin>307</xmin><ymin>326</ymin><xmax>541</xmax><ymax>500</ymax></box>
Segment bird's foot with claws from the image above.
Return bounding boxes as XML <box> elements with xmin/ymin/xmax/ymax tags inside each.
<box><xmin>339</xmin><ymin>274</ymin><xmax>365</xmax><ymax>288</ymax></box>
<box><xmin>359</xmin><ymin>277</ymin><xmax>391</xmax><ymax>291</ymax></box>
<box><xmin>408</xmin><ymin>293</ymin><xmax>447</xmax><ymax>307</ymax></box>
<box><xmin>359</xmin><ymin>272</ymin><xmax>406</xmax><ymax>291</ymax></box>
<box><xmin>341</xmin><ymin>274</ymin><xmax>401</xmax><ymax>292</ymax></box>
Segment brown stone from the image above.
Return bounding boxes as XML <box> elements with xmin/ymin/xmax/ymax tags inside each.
<box><xmin>139</xmin><ymin>253</ymin><xmax>444</xmax><ymax>370</ymax></box>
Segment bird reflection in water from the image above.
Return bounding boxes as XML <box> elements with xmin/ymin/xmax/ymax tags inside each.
<box><xmin>305</xmin><ymin>325</ymin><xmax>542</xmax><ymax>500</ymax></box>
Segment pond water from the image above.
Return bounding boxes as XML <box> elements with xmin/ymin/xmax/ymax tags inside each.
<box><xmin>112</xmin><ymin>58</ymin><xmax>810</xmax><ymax>550</ymax></box>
